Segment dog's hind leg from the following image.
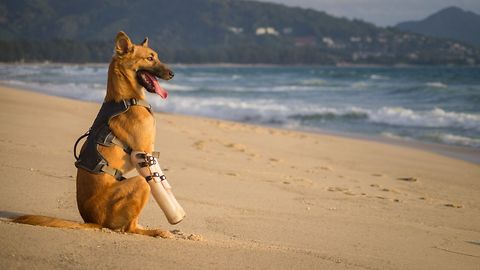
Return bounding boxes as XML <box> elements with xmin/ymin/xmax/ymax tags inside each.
<box><xmin>103</xmin><ymin>175</ymin><xmax>173</xmax><ymax>238</ymax></box>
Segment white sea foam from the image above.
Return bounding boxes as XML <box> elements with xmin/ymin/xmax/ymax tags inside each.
<box><xmin>426</xmin><ymin>82</ymin><xmax>448</xmax><ymax>88</ymax></box>
<box><xmin>300</xmin><ymin>79</ymin><xmax>326</xmax><ymax>86</ymax></box>
<box><xmin>351</xmin><ymin>81</ymin><xmax>369</xmax><ymax>89</ymax></box>
<box><xmin>1</xmin><ymin>79</ymin><xmax>105</xmax><ymax>102</ymax></box>
<box><xmin>162</xmin><ymin>82</ymin><xmax>195</xmax><ymax>91</ymax></box>
<box><xmin>161</xmin><ymin>96</ymin><xmax>288</xmax><ymax>116</ymax></box>
<box><xmin>369</xmin><ymin>107</ymin><xmax>480</xmax><ymax>131</ymax></box>
<box><xmin>157</xmin><ymin>96</ymin><xmax>480</xmax><ymax>132</ymax></box>
<box><xmin>296</xmin><ymin>106</ymin><xmax>368</xmax><ymax>118</ymax></box>
<box><xmin>370</xmin><ymin>74</ymin><xmax>389</xmax><ymax>80</ymax></box>
<box><xmin>381</xmin><ymin>132</ymin><xmax>480</xmax><ymax>147</ymax></box>
<box><xmin>58</xmin><ymin>65</ymin><xmax>107</xmax><ymax>75</ymax></box>
<box><xmin>381</xmin><ymin>132</ymin><xmax>413</xmax><ymax>141</ymax></box>
<box><xmin>435</xmin><ymin>133</ymin><xmax>480</xmax><ymax>147</ymax></box>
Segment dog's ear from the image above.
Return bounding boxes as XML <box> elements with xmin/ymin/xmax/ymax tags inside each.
<box><xmin>115</xmin><ymin>31</ymin><xmax>134</xmax><ymax>56</ymax></box>
<box><xmin>141</xmin><ymin>37</ymin><xmax>149</xmax><ymax>47</ymax></box>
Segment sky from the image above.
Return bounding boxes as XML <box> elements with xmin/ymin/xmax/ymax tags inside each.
<box><xmin>254</xmin><ymin>0</ymin><xmax>480</xmax><ymax>26</ymax></box>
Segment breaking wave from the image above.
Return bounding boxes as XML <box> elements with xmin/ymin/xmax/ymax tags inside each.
<box><xmin>426</xmin><ymin>82</ymin><xmax>448</xmax><ymax>88</ymax></box>
<box><xmin>2</xmin><ymin>63</ymin><xmax>479</xmax><ymax>149</ymax></box>
<box><xmin>432</xmin><ymin>133</ymin><xmax>480</xmax><ymax>148</ymax></box>
<box><xmin>368</xmin><ymin>107</ymin><xmax>480</xmax><ymax>131</ymax></box>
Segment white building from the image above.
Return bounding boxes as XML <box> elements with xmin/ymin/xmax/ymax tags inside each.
<box><xmin>322</xmin><ymin>37</ymin><xmax>335</xmax><ymax>48</ymax></box>
<box><xmin>256</xmin><ymin>27</ymin><xmax>279</xmax><ymax>36</ymax></box>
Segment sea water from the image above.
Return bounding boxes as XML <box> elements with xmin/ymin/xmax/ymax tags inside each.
<box><xmin>1</xmin><ymin>64</ymin><xmax>479</xmax><ymax>149</ymax></box>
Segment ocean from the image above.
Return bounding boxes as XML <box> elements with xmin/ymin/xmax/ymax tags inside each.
<box><xmin>1</xmin><ymin>64</ymin><xmax>479</xmax><ymax>150</ymax></box>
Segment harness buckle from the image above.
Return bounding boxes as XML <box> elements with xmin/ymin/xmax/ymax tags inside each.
<box><xmin>121</xmin><ymin>98</ymin><xmax>137</xmax><ymax>109</ymax></box>
<box><xmin>100</xmin><ymin>164</ymin><xmax>124</xmax><ymax>181</ymax></box>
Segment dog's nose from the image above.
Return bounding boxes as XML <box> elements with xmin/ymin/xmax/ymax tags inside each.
<box><xmin>168</xmin><ymin>70</ymin><xmax>174</xmax><ymax>79</ymax></box>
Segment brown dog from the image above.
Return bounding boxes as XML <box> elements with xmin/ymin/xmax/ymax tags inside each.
<box><xmin>14</xmin><ymin>31</ymin><xmax>174</xmax><ymax>238</ymax></box>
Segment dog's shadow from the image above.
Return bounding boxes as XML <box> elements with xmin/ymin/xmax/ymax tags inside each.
<box><xmin>0</xmin><ymin>211</ymin><xmax>24</xmax><ymax>221</ymax></box>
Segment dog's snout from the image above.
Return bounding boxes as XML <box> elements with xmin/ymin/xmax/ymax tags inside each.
<box><xmin>168</xmin><ymin>70</ymin><xmax>174</xmax><ymax>79</ymax></box>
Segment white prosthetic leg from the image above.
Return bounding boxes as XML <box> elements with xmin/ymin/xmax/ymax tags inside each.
<box><xmin>131</xmin><ymin>151</ymin><xmax>186</xmax><ymax>224</ymax></box>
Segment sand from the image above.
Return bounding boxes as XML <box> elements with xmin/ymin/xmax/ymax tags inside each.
<box><xmin>0</xmin><ymin>85</ymin><xmax>479</xmax><ymax>270</ymax></box>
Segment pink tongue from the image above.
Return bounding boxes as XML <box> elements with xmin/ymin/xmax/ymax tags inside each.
<box><xmin>145</xmin><ymin>72</ymin><xmax>168</xmax><ymax>99</ymax></box>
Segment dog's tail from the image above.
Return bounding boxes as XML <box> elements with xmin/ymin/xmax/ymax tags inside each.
<box><xmin>0</xmin><ymin>211</ymin><xmax>101</xmax><ymax>229</ymax></box>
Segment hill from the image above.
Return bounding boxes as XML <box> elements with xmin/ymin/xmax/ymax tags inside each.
<box><xmin>396</xmin><ymin>6</ymin><xmax>480</xmax><ymax>47</ymax></box>
<box><xmin>0</xmin><ymin>0</ymin><xmax>479</xmax><ymax>64</ymax></box>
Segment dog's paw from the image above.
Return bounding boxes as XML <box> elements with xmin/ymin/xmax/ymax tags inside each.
<box><xmin>152</xmin><ymin>229</ymin><xmax>174</xmax><ymax>239</ymax></box>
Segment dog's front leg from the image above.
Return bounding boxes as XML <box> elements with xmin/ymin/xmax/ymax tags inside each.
<box><xmin>131</xmin><ymin>151</ymin><xmax>186</xmax><ymax>224</ymax></box>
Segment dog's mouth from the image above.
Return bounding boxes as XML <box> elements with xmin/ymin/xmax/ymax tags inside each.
<box><xmin>136</xmin><ymin>70</ymin><xmax>168</xmax><ymax>99</ymax></box>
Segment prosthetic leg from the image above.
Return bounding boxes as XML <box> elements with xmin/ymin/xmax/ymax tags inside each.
<box><xmin>131</xmin><ymin>151</ymin><xmax>186</xmax><ymax>224</ymax></box>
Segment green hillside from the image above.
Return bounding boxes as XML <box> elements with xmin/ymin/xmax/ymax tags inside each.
<box><xmin>396</xmin><ymin>6</ymin><xmax>480</xmax><ymax>48</ymax></box>
<box><xmin>1</xmin><ymin>0</ymin><xmax>479</xmax><ymax>64</ymax></box>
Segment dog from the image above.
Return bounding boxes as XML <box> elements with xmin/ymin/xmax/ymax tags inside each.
<box><xmin>13</xmin><ymin>31</ymin><xmax>175</xmax><ymax>238</ymax></box>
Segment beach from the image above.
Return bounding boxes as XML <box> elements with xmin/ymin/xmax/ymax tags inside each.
<box><xmin>1</xmin><ymin>85</ymin><xmax>479</xmax><ymax>269</ymax></box>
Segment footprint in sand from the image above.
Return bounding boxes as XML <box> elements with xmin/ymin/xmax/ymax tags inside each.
<box><xmin>327</xmin><ymin>186</ymin><xmax>356</xmax><ymax>196</ymax></box>
<box><xmin>397</xmin><ymin>177</ymin><xmax>418</xmax><ymax>182</ymax></box>
<box><xmin>193</xmin><ymin>140</ymin><xmax>207</xmax><ymax>150</ymax></box>
<box><xmin>363</xmin><ymin>184</ymin><xmax>403</xmax><ymax>201</ymax></box>
<box><xmin>380</xmin><ymin>188</ymin><xmax>399</xmax><ymax>194</ymax></box>
<box><xmin>284</xmin><ymin>176</ymin><xmax>313</xmax><ymax>187</ymax></box>
<box><xmin>369</xmin><ymin>183</ymin><xmax>399</xmax><ymax>194</ymax></box>
<box><xmin>225</xmin><ymin>143</ymin><xmax>247</xmax><ymax>152</ymax></box>
<box><xmin>224</xmin><ymin>142</ymin><xmax>259</xmax><ymax>158</ymax></box>
<box><xmin>304</xmin><ymin>165</ymin><xmax>333</xmax><ymax>175</ymax></box>
<box><xmin>327</xmin><ymin>186</ymin><xmax>347</xmax><ymax>192</ymax></box>
<box><xmin>320</xmin><ymin>166</ymin><xmax>333</xmax><ymax>171</ymax></box>
<box><xmin>444</xmin><ymin>203</ymin><xmax>463</xmax><ymax>208</ymax></box>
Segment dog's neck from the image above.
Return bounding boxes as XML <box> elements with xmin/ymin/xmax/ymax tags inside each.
<box><xmin>105</xmin><ymin>59</ymin><xmax>145</xmax><ymax>103</ymax></box>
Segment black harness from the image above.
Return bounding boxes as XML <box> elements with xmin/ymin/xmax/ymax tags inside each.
<box><xmin>74</xmin><ymin>98</ymin><xmax>152</xmax><ymax>180</ymax></box>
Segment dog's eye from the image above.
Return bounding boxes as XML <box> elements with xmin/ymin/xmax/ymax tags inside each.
<box><xmin>147</xmin><ymin>56</ymin><xmax>154</xmax><ymax>61</ymax></box>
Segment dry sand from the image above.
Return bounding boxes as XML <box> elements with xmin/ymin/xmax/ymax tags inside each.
<box><xmin>0</xmin><ymin>85</ymin><xmax>479</xmax><ymax>269</ymax></box>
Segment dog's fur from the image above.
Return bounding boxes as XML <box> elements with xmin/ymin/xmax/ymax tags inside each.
<box><xmin>13</xmin><ymin>32</ymin><xmax>174</xmax><ymax>238</ymax></box>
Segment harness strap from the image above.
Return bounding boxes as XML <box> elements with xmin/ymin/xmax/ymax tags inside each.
<box><xmin>106</xmin><ymin>98</ymin><xmax>152</xmax><ymax>154</ymax></box>
<box><xmin>109</xmin><ymin>134</ymin><xmax>161</xmax><ymax>157</ymax></box>
<box><xmin>100</xmin><ymin>165</ymin><xmax>125</xmax><ymax>181</ymax></box>
<box><xmin>123</xmin><ymin>98</ymin><xmax>151</xmax><ymax>110</ymax></box>
<box><xmin>75</xmin><ymin>97</ymin><xmax>159</xmax><ymax>181</ymax></box>
<box><xmin>110</xmin><ymin>136</ymin><xmax>132</xmax><ymax>154</ymax></box>
<box><xmin>73</xmin><ymin>131</ymin><xmax>90</xmax><ymax>161</ymax></box>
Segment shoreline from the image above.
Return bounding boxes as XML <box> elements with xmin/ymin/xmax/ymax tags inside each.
<box><xmin>2</xmin><ymin>83</ymin><xmax>479</xmax><ymax>165</ymax></box>
<box><xmin>299</xmin><ymin>127</ymin><xmax>480</xmax><ymax>165</ymax></box>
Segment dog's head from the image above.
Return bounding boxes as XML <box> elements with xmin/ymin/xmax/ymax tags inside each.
<box><xmin>112</xmin><ymin>31</ymin><xmax>173</xmax><ymax>99</ymax></box>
